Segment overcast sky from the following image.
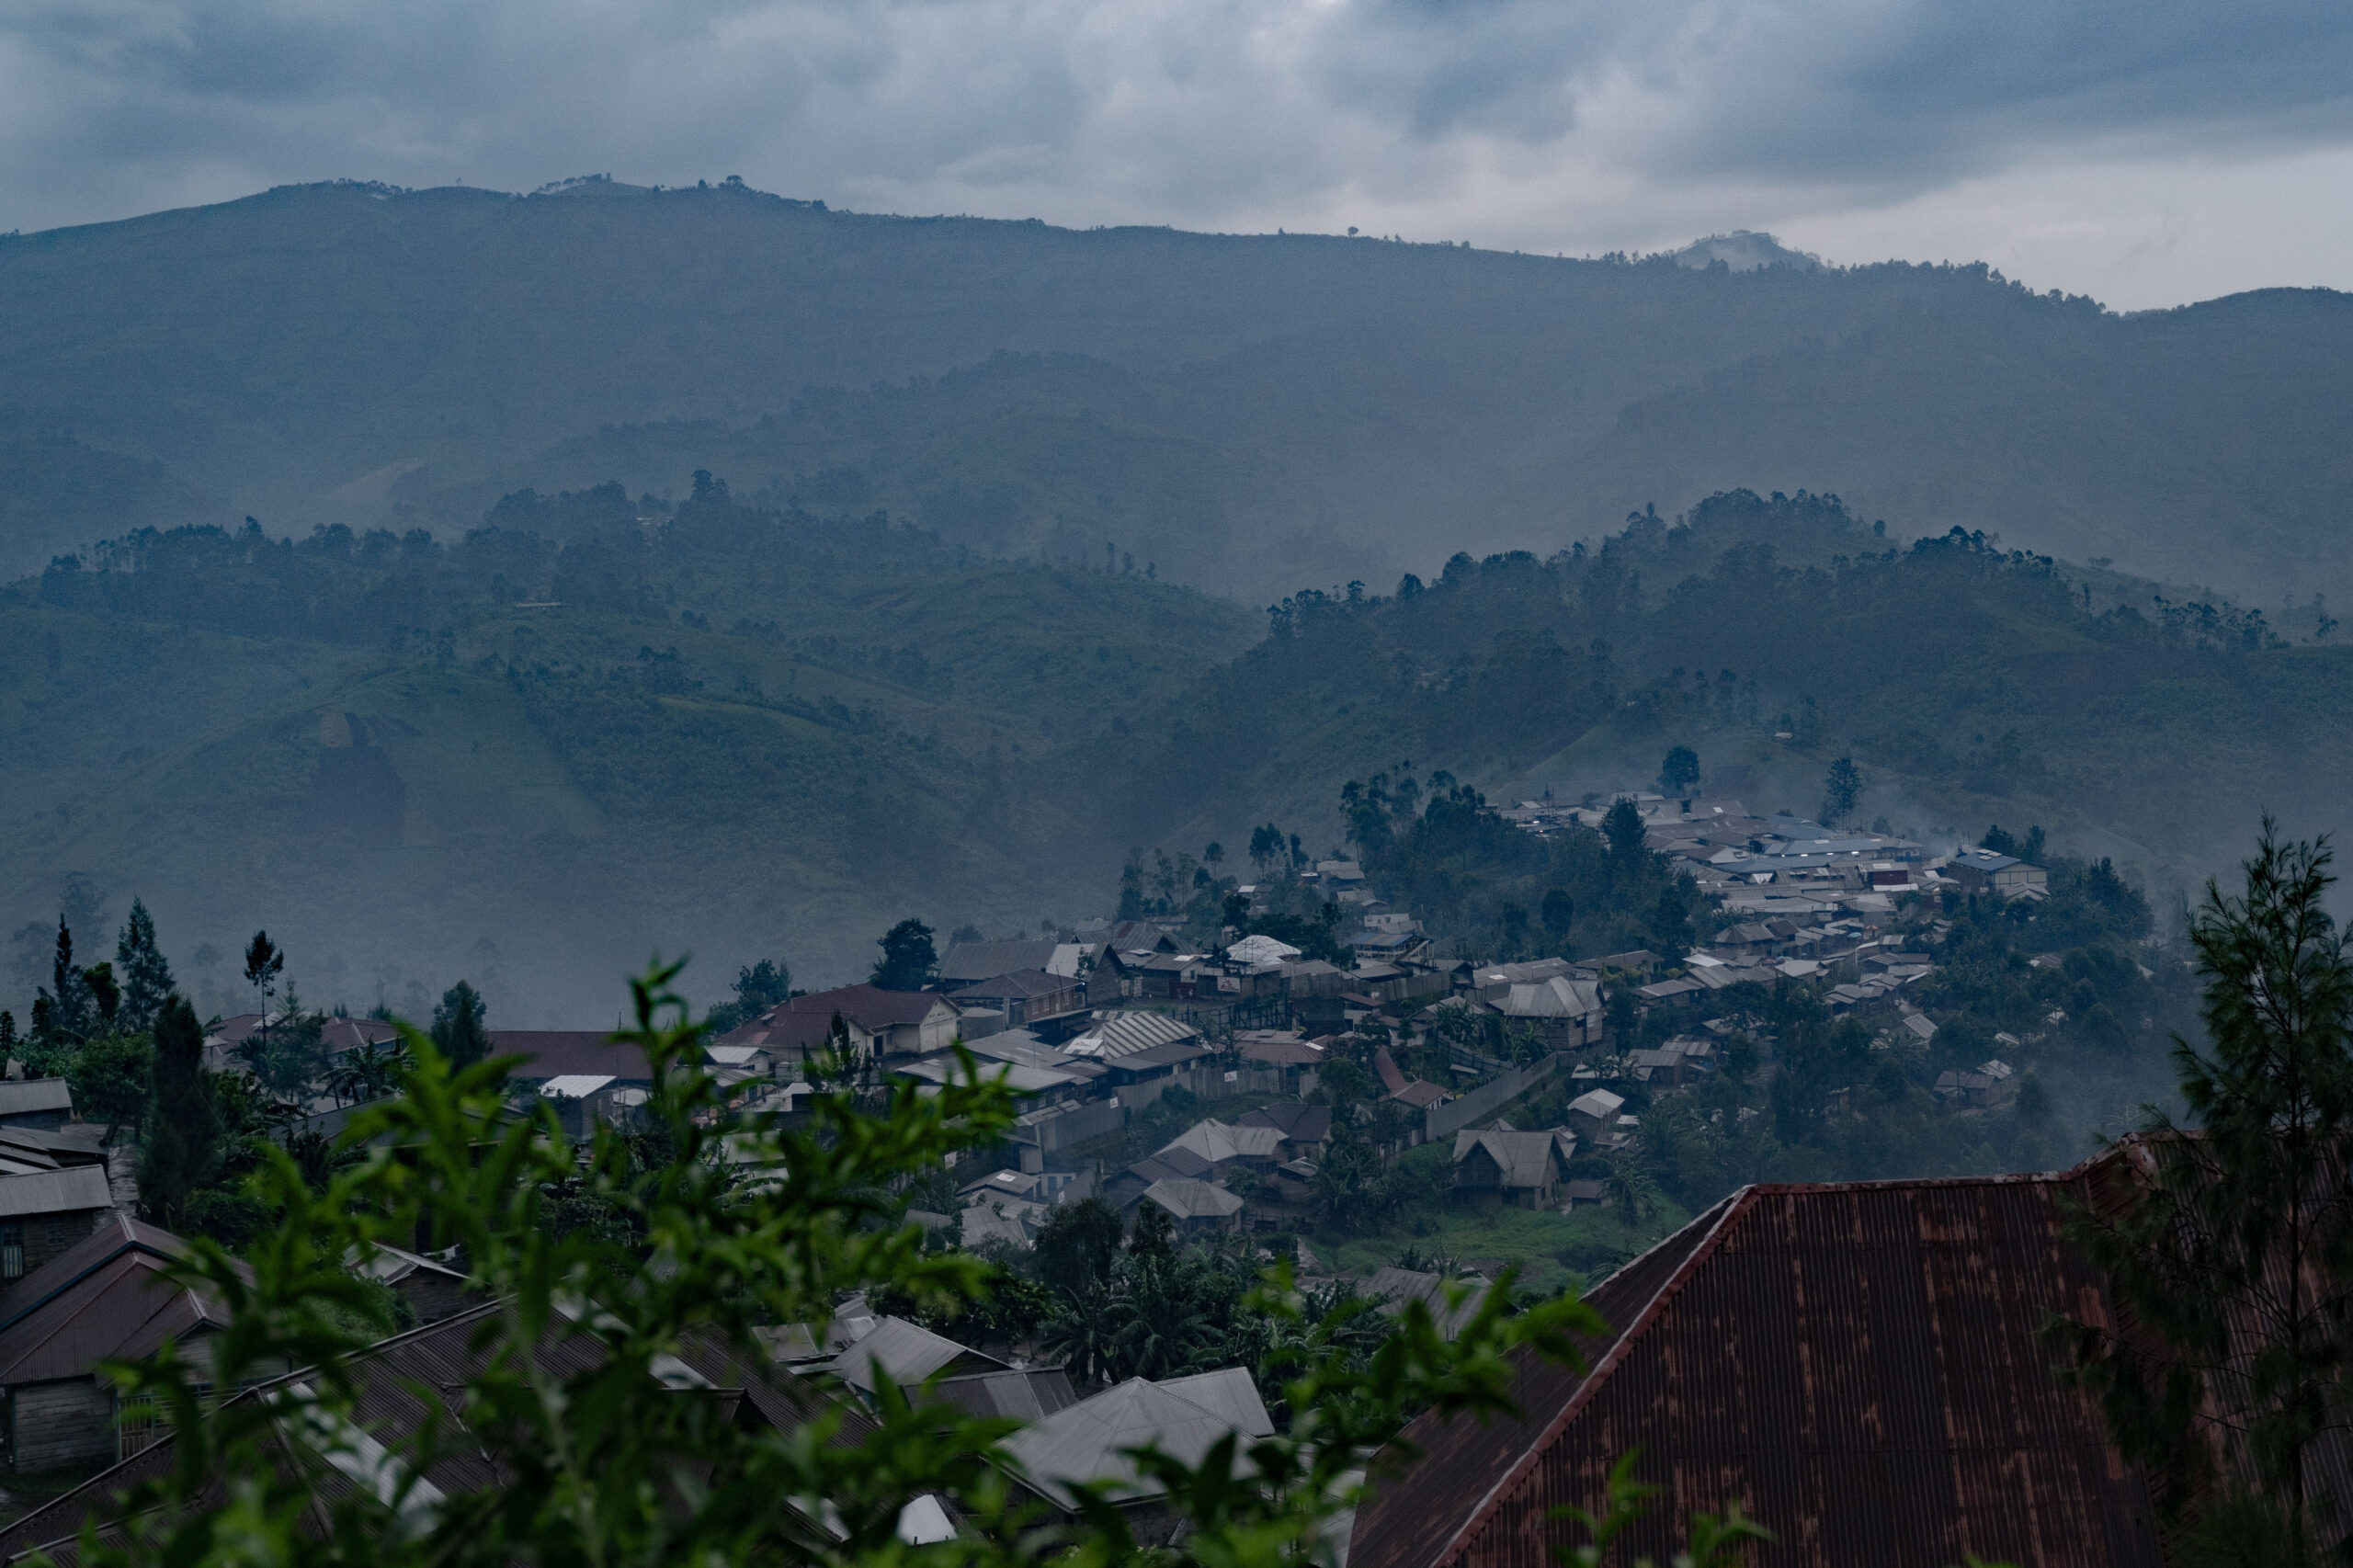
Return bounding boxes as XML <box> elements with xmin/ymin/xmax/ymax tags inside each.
<box><xmin>3</xmin><ymin>0</ymin><xmax>2348</xmax><ymax>310</ymax></box>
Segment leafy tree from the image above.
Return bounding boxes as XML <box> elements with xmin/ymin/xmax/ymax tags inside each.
<box><xmin>0</xmin><ymin>1010</ymin><xmax>14</xmax><ymax>1069</ymax></box>
<box><xmin>116</xmin><ymin>898</ymin><xmax>175</xmax><ymax>1032</ymax></box>
<box><xmin>868</xmin><ymin>917</ymin><xmax>937</xmax><ymax>991</ymax></box>
<box><xmin>1657</xmin><ymin>744</ymin><xmax>1699</xmax><ymax>796</ymax></box>
<box><xmin>1541</xmin><ymin>886</ymin><xmax>1575</xmax><ymax>942</ymax></box>
<box><xmin>84</xmin><ymin>960</ymin><xmax>121</xmax><ymax>1028</ymax></box>
<box><xmin>706</xmin><ymin>958</ymin><xmax>790</xmax><ymax>1033</ymax></box>
<box><xmin>1032</xmin><ymin>1193</ymin><xmax>1125</xmax><ymax>1297</ymax></box>
<box><xmin>71</xmin><ymin>1030</ymin><xmax>156</xmax><ymax>1142</ymax></box>
<box><xmin>2055</xmin><ymin>825</ymin><xmax>2353</xmax><ymax>1562</ymax></box>
<box><xmin>2022</xmin><ymin>824</ymin><xmax>2048</xmax><ymax>864</ymax></box>
<box><xmin>139</xmin><ymin>995</ymin><xmax>218</xmax><ymax>1227</ymax></box>
<box><xmin>1127</xmin><ymin>1194</ymin><xmax>1176</xmax><ymax>1259</ymax></box>
<box><xmin>429</xmin><ymin>980</ymin><xmax>491</xmax><ymax>1070</ymax></box>
<box><xmin>1820</xmin><ymin>756</ymin><xmax>1864</xmax><ymax>826</ymax></box>
<box><xmin>1980</xmin><ymin>824</ymin><xmax>2019</xmax><ymax>856</ymax></box>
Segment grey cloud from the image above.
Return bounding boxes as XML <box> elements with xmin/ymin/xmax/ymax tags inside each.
<box><xmin>1</xmin><ymin>0</ymin><xmax>2349</xmax><ymax>253</ymax></box>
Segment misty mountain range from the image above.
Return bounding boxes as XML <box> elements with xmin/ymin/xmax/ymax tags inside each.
<box><xmin>5</xmin><ymin>177</ymin><xmax>2352</xmax><ymax>1022</ymax></box>
<box><xmin>2</xmin><ymin>176</ymin><xmax>2349</xmax><ymax>604</ymax></box>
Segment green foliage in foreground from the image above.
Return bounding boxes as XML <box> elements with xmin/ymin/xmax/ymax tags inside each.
<box><xmin>82</xmin><ymin>964</ymin><xmax>1768</xmax><ymax>1568</ymax></box>
<box><xmin>2054</xmin><ymin>825</ymin><xmax>2353</xmax><ymax>1566</ymax></box>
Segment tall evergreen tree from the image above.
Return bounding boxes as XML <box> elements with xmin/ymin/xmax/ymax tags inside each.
<box><xmin>429</xmin><ymin>981</ymin><xmax>491</xmax><ymax>1069</ymax></box>
<box><xmin>115</xmin><ymin>899</ymin><xmax>175</xmax><ymax>1033</ymax></box>
<box><xmin>139</xmin><ymin>995</ymin><xmax>218</xmax><ymax>1228</ymax></box>
<box><xmin>1821</xmin><ymin>756</ymin><xmax>1864</xmax><ymax>826</ymax></box>
<box><xmin>2055</xmin><ymin>824</ymin><xmax>2353</xmax><ymax>1562</ymax></box>
<box><xmin>42</xmin><ymin>915</ymin><xmax>90</xmax><ymax>1040</ymax></box>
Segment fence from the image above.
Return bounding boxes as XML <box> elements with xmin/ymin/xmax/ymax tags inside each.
<box><xmin>1013</xmin><ymin>1096</ymin><xmax>1128</xmax><ymax>1153</ymax></box>
<box><xmin>1426</xmin><ymin>1051</ymin><xmax>1570</xmax><ymax>1141</ymax></box>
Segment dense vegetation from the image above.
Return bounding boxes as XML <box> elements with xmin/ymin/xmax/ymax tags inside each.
<box><xmin>6</xmin><ymin>483</ymin><xmax>2350</xmax><ymax>1025</ymax></box>
<box><xmin>2</xmin><ymin>179</ymin><xmax>2351</xmax><ymax>604</ymax></box>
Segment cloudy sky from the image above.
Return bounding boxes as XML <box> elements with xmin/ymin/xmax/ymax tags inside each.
<box><xmin>3</xmin><ymin>0</ymin><xmax>2348</xmax><ymax>310</ymax></box>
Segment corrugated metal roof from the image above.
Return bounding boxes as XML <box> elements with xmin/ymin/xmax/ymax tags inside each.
<box><xmin>0</xmin><ymin>1216</ymin><xmax>230</xmax><ymax>1386</ymax></box>
<box><xmin>1157</xmin><ymin>1120</ymin><xmax>1285</xmax><ymax>1165</ymax></box>
<box><xmin>998</xmin><ymin>1371</ymin><xmax>1269</xmax><ymax>1508</ymax></box>
<box><xmin>1349</xmin><ymin>1167</ymin><xmax>2168</xmax><ymax>1568</ymax></box>
<box><xmin>933</xmin><ymin>1366</ymin><xmax>1080</xmax><ymax>1423</ymax></box>
<box><xmin>939</xmin><ymin>940</ymin><xmax>1062</xmax><ymax>983</ymax></box>
<box><xmin>829</xmin><ymin>1316</ymin><xmax>1007</xmax><ymax>1395</ymax></box>
<box><xmin>1064</xmin><ymin>1011</ymin><xmax>1203</xmax><ymax>1060</ymax></box>
<box><xmin>491</xmin><ymin>1031</ymin><xmax>655</xmax><ymax>1082</ymax></box>
<box><xmin>0</xmin><ymin>1165</ymin><xmax>113</xmax><ymax>1219</ymax></box>
<box><xmin>0</xmin><ymin>1080</ymin><xmax>74</xmax><ymax>1118</ymax></box>
<box><xmin>1140</xmin><ymin>1178</ymin><xmax>1244</xmax><ymax>1220</ymax></box>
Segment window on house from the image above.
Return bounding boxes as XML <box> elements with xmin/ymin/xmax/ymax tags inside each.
<box><xmin>0</xmin><ymin>1225</ymin><xmax>22</xmax><ymax>1280</ymax></box>
<box><xmin>42</xmin><ymin>1219</ymin><xmax>63</xmax><ymax>1250</ymax></box>
<box><xmin>115</xmin><ymin>1392</ymin><xmax>162</xmax><ymax>1461</ymax></box>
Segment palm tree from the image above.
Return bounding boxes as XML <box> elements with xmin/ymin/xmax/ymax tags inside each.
<box><xmin>1603</xmin><ymin>1159</ymin><xmax>1663</xmax><ymax>1225</ymax></box>
<box><xmin>1107</xmin><ymin>1256</ymin><xmax>1219</xmax><ymax>1381</ymax></box>
<box><xmin>1039</xmin><ymin>1282</ymin><xmax>1121</xmax><ymax>1387</ymax></box>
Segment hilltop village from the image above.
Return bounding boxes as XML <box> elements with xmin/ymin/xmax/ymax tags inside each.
<box><xmin>0</xmin><ymin>778</ymin><xmax>2165</xmax><ymax>1562</ymax></box>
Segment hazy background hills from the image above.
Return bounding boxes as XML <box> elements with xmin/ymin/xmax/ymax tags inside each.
<box><xmin>2</xmin><ymin>177</ymin><xmax>2349</xmax><ymax>603</ymax></box>
<box><xmin>4</xmin><ymin>482</ymin><xmax>2346</xmax><ymax>1023</ymax></box>
<box><xmin>4</xmin><ymin>177</ymin><xmax>2351</xmax><ymax>1022</ymax></box>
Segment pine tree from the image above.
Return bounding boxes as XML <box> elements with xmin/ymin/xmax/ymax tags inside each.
<box><xmin>1821</xmin><ymin>756</ymin><xmax>1864</xmax><ymax>826</ymax></box>
<box><xmin>429</xmin><ymin>981</ymin><xmax>491</xmax><ymax>1069</ymax></box>
<box><xmin>139</xmin><ymin>995</ymin><xmax>218</xmax><ymax>1228</ymax></box>
<box><xmin>115</xmin><ymin>899</ymin><xmax>175</xmax><ymax>1033</ymax></box>
<box><xmin>44</xmin><ymin>915</ymin><xmax>90</xmax><ymax>1040</ymax></box>
<box><xmin>2055</xmin><ymin>824</ymin><xmax>2353</xmax><ymax>1562</ymax></box>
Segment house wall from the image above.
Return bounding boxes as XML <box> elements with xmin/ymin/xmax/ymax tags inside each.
<box><xmin>4</xmin><ymin>1378</ymin><xmax>112</xmax><ymax>1474</ymax></box>
<box><xmin>0</xmin><ymin>1209</ymin><xmax>107</xmax><ymax>1282</ymax></box>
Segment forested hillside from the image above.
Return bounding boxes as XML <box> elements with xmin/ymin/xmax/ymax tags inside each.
<box><xmin>1</xmin><ymin>178</ymin><xmax>2349</xmax><ymax>600</ymax></box>
<box><xmin>5</xmin><ymin>482</ymin><xmax>2348</xmax><ymax>1024</ymax></box>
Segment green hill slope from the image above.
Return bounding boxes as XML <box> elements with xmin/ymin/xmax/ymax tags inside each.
<box><xmin>6</xmin><ymin>483</ymin><xmax>2349</xmax><ymax>1025</ymax></box>
<box><xmin>0</xmin><ymin>496</ymin><xmax>1256</xmax><ymax>1018</ymax></box>
<box><xmin>1</xmin><ymin>180</ymin><xmax>2348</xmax><ymax>600</ymax></box>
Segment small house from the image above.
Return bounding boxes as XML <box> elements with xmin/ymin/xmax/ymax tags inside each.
<box><xmin>1941</xmin><ymin>848</ymin><xmax>2050</xmax><ymax>898</ymax></box>
<box><xmin>1137</xmin><ymin>1178</ymin><xmax>1245</xmax><ymax>1234</ymax></box>
<box><xmin>1450</xmin><ymin>1127</ymin><xmax>1574</xmax><ymax>1208</ymax></box>
<box><xmin>0</xmin><ymin>1168</ymin><xmax>116</xmax><ymax>1282</ymax></box>
<box><xmin>0</xmin><ymin>1082</ymin><xmax>74</xmax><ymax>1133</ymax></box>
<box><xmin>0</xmin><ymin>1218</ymin><xmax>234</xmax><ymax>1474</ymax></box>
<box><xmin>1564</xmin><ymin>1088</ymin><xmax>1627</xmax><ymax>1142</ymax></box>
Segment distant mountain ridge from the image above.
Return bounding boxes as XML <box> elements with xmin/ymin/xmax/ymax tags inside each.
<box><xmin>0</xmin><ymin>178</ymin><xmax>2348</xmax><ymax>600</ymax></box>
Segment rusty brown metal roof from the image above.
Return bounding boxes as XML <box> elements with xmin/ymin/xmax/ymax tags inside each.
<box><xmin>1349</xmin><ymin>1164</ymin><xmax>2167</xmax><ymax>1568</ymax></box>
<box><xmin>0</xmin><ymin>1298</ymin><xmax>871</xmax><ymax>1562</ymax></box>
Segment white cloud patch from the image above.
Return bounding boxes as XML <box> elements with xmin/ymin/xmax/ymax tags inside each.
<box><xmin>2</xmin><ymin>0</ymin><xmax>2349</xmax><ymax>306</ymax></box>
